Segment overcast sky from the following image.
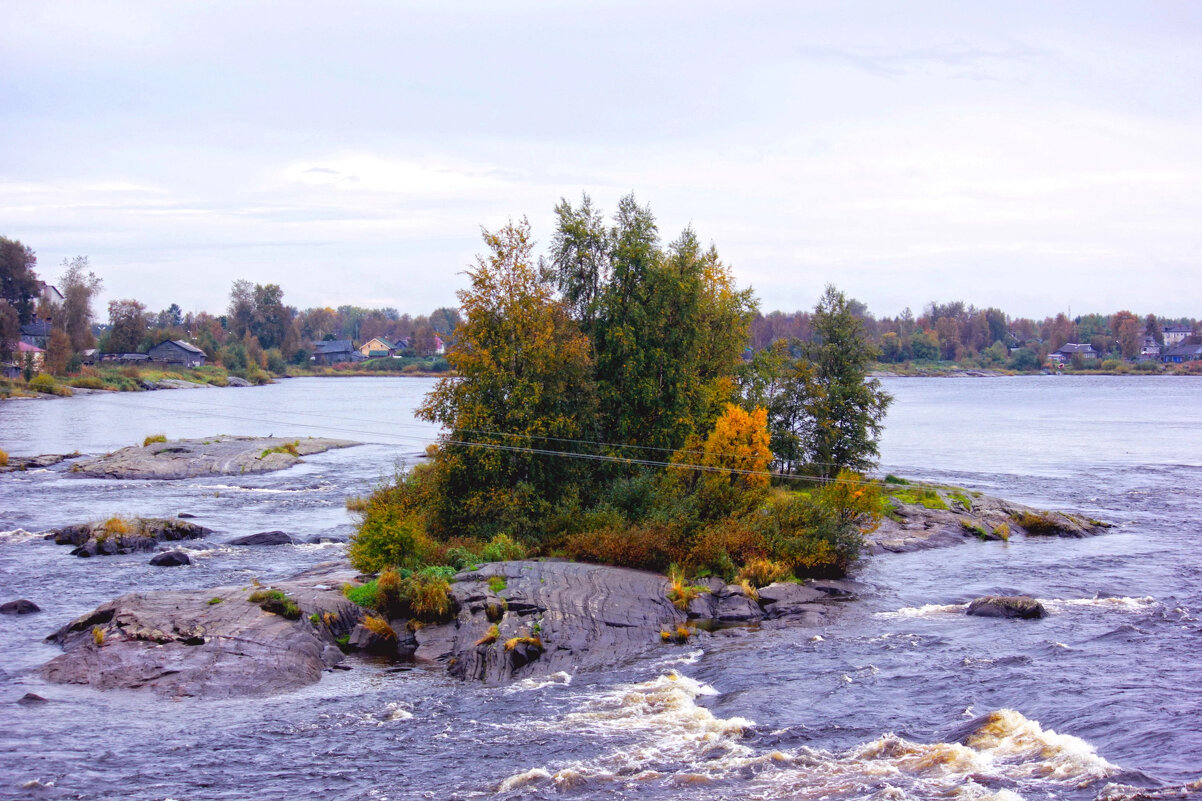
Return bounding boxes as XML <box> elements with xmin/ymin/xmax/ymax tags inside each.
<box><xmin>3</xmin><ymin>1</ymin><xmax>1200</xmax><ymax>321</ymax></box>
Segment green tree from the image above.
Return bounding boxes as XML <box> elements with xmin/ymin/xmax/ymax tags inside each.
<box><xmin>102</xmin><ymin>299</ymin><xmax>150</xmax><ymax>353</ymax></box>
<box><xmin>59</xmin><ymin>256</ymin><xmax>102</xmax><ymax>352</ymax></box>
<box><xmin>0</xmin><ymin>237</ymin><xmax>39</xmax><ymax>324</ymax></box>
<box><xmin>417</xmin><ymin>219</ymin><xmax>597</xmax><ymax>542</ymax></box>
<box><xmin>799</xmin><ymin>285</ymin><xmax>892</xmax><ymax>479</ymax></box>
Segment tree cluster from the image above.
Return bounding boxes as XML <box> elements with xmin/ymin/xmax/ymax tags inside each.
<box><xmin>352</xmin><ymin>196</ymin><xmax>891</xmax><ymax>584</ymax></box>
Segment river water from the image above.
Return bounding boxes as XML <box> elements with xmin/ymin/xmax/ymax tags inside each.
<box><xmin>0</xmin><ymin>376</ymin><xmax>1199</xmax><ymax>801</ymax></box>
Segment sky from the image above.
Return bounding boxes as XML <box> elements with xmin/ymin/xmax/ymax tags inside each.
<box><xmin>3</xmin><ymin>1</ymin><xmax>1201</xmax><ymax>321</ymax></box>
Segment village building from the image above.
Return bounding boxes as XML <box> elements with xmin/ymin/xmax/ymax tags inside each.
<box><xmin>310</xmin><ymin>339</ymin><xmax>357</xmax><ymax>365</ymax></box>
<box><xmin>147</xmin><ymin>339</ymin><xmax>207</xmax><ymax>367</ymax></box>
<box><xmin>1162</xmin><ymin>326</ymin><xmax>1193</xmax><ymax>347</ymax></box>
<box><xmin>358</xmin><ymin>337</ymin><xmax>396</xmax><ymax>358</ymax></box>
<box><xmin>1163</xmin><ymin>343</ymin><xmax>1202</xmax><ymax>364</ymax></box>
<box><xmin>1049</xmin><ymin>343</ymin><xmax>1099</xmax><ymax>363</ymax></box>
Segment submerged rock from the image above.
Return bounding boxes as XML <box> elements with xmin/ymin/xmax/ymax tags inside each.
<box><xmin>966</xmin><ymin>595</ymin><xmax>1047</xmax><ymax>619</ymax></box>
<box><xmin>51</xmin><ymin>518</ymin><xmax>212</xmax><ymax>557</ymax></box>
<box><xmin>229</xmin><ymin>531</ymin><xmax>297</xmax><ymax>546</ymax></box>
<box><xmin>40</xmin><ymin>564</ymin><xmax>364</xmax><ymax>698</ymax></box>
<box><xmin>17</xmin><ymin>693</ymin><xmax>48</xmax><ymax>705</ymax></box>
<box><xmin>1</xmin><ymin>599</ymin><xmax>41</xmax><ymax>615</ymax></box>
<box><xmin>149</xmin><ymin>550</ymin><xmax>192</xmax><ymax>567</ymax></box>
<box><xmin>66</xmin><ymin>435</ymin><xmax>358</xmax><ymax>480</ymax></box>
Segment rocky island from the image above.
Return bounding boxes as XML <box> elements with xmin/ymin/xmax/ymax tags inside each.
<box><xmin>66</xmin><ymin>435</ymin><xmax>359</xmax><ymax>480</ymax></box>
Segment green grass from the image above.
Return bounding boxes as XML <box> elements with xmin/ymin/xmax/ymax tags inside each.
<box><xmin>344</xmin><ymin>580</ymin><xmax>380</xmax><ymax>609</ymax></box>
<box><xmin>959</xmin><ymin>519</ymin><xmax>988</xmax><ymax>539</ymax></box>
<box><xmin>207</xmin><ymin>597</ymin><xmax>223</xmax><ymax>605</ymax></box>
<box><xmin>248</xmin><ymin>589</ymin><xmax>301</xmax><ymax>619</ymax></box>
<box><xmin>487</xmin><ymin>576</ymin><xmax>507</xmax><ymax>593</ymax></box>
<box><xmin>888</xmin><ymin>487</ymin><xmax>949</xmax><ymax>510</ymax></box>
<box><xmin>948</xmin><ymin>492</ymin><xmax>973</xmax><ymax>511</ymax></box>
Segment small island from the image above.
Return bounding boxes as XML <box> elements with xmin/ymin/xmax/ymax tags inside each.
<box><xmin>66</xmin><ymin>435</ymin><xmax>358</xmax><ymax>480</ymax></box>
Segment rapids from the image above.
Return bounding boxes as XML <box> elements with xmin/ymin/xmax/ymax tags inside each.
<box><xmin>1</xmin><ymin>375</ymin><xmax>1200</xmax><ymax>800</ymax></box>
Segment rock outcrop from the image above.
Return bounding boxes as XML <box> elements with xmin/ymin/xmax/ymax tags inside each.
<box><xmin>966</xmin><ymin>595</ymin><xmax>1047</xmax><ymax>619</ymax></box>
<box><xmin>50</xmin><ymin>517</ymin><xmax>212</xmax><ymax>557</ymax></box>
<box><xmin>410</xmin><ymin>561</ymin><xmax>850</xmax><ymax>685</ymax></box>
<box><xmin>0</xmin><ymin>453</ymin><xmax>79</xmax><ymax>473</ymax></box>
<box><xmin>40</xmin><ymin>564</ymin><xmax>364</xmax><ymax>698</ymax></box>
<box><xmin>868</xmin><ymin>489</ymin><xmax>1108</xmax><ymax>555</ymax></box>
<box><xmin>66</xmin><ymin>435</ymin><xmax>358</xmax><ymax>480</ymax></box>
<box><xmin>228</xmin><ymin>531</ymin><xmax>297</xmax><ymax>546</ymax></box>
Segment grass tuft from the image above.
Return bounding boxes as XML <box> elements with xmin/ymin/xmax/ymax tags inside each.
<box><xmin>476</xmin><ymin>624</ymin><xmax>500</xmax><ymax>646</ymax></box>
<box><xmin>143</xmin><ymin>434</ymin><xmax>167</xmax><ymax>447</ymax></box>
<box><xmin>248</xmin><ymin>589</ymin><xmax>301</xmax><ymax>619</ymax></box>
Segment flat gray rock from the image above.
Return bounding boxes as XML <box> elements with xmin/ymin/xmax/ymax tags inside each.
<box><xmin>67</xmin><ymin>435</ymin><xmax>358</xmax><ymax>480</ymax></box>
<box><xmin>40</xmin><ymin>565</ymin><xmax>364</xmax><ymax>698</ymax></box>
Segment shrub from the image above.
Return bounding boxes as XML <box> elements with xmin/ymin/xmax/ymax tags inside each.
<box><xmin>102</xmin><ymin>517</ymin><xmax>131</xmax><ymax>537</ymax></box>
<box><xmin>92</xmin><ymin>626</ymin><xmax>105</xmax><ymax>646</ymax></box>
<box><xmin>665</xmin><ymin>564</ymin><xmax>707</xmax><ymax>611</ymax></box>
<box><xmin>0</xmin><ymin>448</ymin><xmax>7</xmax><ymax>468</ymax></box>
<box><xmin>348</xmin><ymin>470</ymin><xmax>439</xmax><ymax>573</ymax></box>
<box><xmin>143</xmin><ymin>434</ymin><xmax>167</xmax><ymax>447</ymax></box>
<box><xmin>564</xmin><ymin>522</ymin><xmax>678</xmax><ymax>572</ymax></box>
<box><xmin>403</xmin><ymin>568</ymin><xmax>453</xmax><ymax>621</ymax></box>
<box><xmin>736</xmin><ymin>558</ymin><xmax>793</xmax><ymax>588</ymax></box>
<box><xmin>688</xmin><ymin>522</ymin><xmax>769</xmax><ymax>581</ymax></box>
<box><xmin>1012</xmin><ymin>511</ymin><xmax>1064</xmax><ymax>535</ymax></box>
<box><xmin>375</xmin><ymin>568</ymin><xmax>407</xmax><ymax>618</ymax></box>
<box><xmin>29</xmin><ymin>373</ymin><xmax>71</xmax><ymax>396</ymax></box>
<box><xmin>504</xmin><ymin>635</ymin><xmax>543</xmax><ymax>651</ymax></box>
<box><xmin>442</xmin><ymin>545</ymin><xmax>480</xmax><ymax>571</ymax></box>
<box><xmin>248</xmin><ymin>589</ymin><xmax>301</xmax><ymax>619</ymax></box>
<box><xmin>362</xmin><ymin>614</ymin><xmax>396</xmax><ymax>640</ymax></box>
<box><xmin>479</xmin><ymin>532</ymin><xmax>528</xmax><ymax>563</ymax></box>
<box><xmin>68</xmin><ymin>376</ymin><xmax>105</xmax><ymax>390</ymax></box>
<box><xmin>259</xmin><ymin>441</ymin><xmax>300</xmax><ymax>459</ymax></box>
<box><xmin>884</xmin><ymin>474</ymin><xmax>909</xmax><ymax>485</ymax></box>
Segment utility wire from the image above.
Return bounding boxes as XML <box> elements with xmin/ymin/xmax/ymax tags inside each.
<box><xmin>77</xmin><ymin>392</ymin><xmax>889</xmax><ymax>488</ymax></box>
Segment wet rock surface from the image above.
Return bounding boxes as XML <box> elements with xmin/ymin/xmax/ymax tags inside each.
<box><xmin>966</xmin><ymin>595</ymin><xmax>1047</xmax><ymax>619</ymax></box>
<box><xmin>1</xmin><ymin>599</ymin><xmax>41</xmax><ymax>615</ymax></box>
<box><xmin>50</xmin><ymin>517</ymin><xmax>212</xmax><ymax>557</ymax></box>
<box><xmin>228</xmin><ymin>531</ymin><xmax>298</xmax><ymax>546</ymax></box>
<box><xmin>0</xmin><ymin>453</ymin><xmax>80</xmax><ymax>473</ymax></box>
<box><xmin>66</xmin><ymin>435</ymin><xmax>358</xmax><ymax>480</ymax></box>
<box><xmin>868</xmin><ymin>491</ymin><xmax>1108</xmax><ymax>555</ymax></box>
<box><xmin>149</xmin><ymin>550</ymin><xmax>192</xmax><ymax>566</ymax></box>
<box><xmin>40</xmin><ymin>564</ymin><xmax>364</xmax><ymax>698</ymax></box>
<box><xmin>417</xmin><ymin>561</ymin><xmax>851</xmax><ymax>685</ymax></box>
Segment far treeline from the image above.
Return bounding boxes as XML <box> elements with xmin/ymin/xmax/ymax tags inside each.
<box><xmin>755</xmin><ymin>302</ymin><xmax>1201</xmax><ymax>371</ymax></box>
<box><xmin>0</xmin><ymin>235</ymin><xmax>458</xmax><ymax>387</ymax></box>
<box><xmin>347</xmin><ymin>193</ymin><xmax>892</xmax><ymax>609</ymax></box>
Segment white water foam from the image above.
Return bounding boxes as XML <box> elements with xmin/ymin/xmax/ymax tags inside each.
<box><xmin>0</xmin><ymin>528</ymin><xmax>44</xmax><ymax>544</ymax></box>
<box><xmin>875</xmin><ymin>602</ymin><xmax>967</xmax><ymax>619</ymax></box>
<box><xmin>505</xmin><ymin>671</ymin><xmax>574</xmax><ymax>693</ymax></box>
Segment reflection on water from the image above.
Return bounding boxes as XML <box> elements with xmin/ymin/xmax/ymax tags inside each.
<box><xmin>1</xmin><ymin>376</ymin><xmax>1201</xmax><ymax>799</ymax></box>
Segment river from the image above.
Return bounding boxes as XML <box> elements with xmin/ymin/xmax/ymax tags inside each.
<box><xmin>1</xmin><ymin>375</ymin><xmax>1199</xmax><ymax>800</ymax></box>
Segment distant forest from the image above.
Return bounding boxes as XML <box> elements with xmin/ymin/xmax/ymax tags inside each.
<box><xmin>3</xmin><ymin>233</ymin><xmax>1199</xmax><ymax>377</ymax></box>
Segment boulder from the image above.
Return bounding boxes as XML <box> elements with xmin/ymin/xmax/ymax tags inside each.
<box><xmin>40</xmin><ymin>565</ymin><xmax>364</xmax><ymax>698</ymax></box>
<box><xmin>756</xmin><ymin>583</ymin><xmax>827</xmax><ymax>619</ymax></box>
<box><xmin>52</xmin><ymin>518</ymin><xmax>212</xmax><ymax>558</ymax></box>
<box><xmin>966</xmin><ymin>595</ymin><xmax>1047</xmax><ymax>620</ymax></box>
<box><xmin>226</xmin><ymin>376</ymin><xmax>252</xmax><ymax>387</ymax></box>
<box><xmin>348</xmin><ymin>622</ymin><xmax>398</xmax><ymax>656</ymax></box>
<box><xmin>307</xmin><ymin>534</ymin><xmax>347</xmax><ymax>544</ymax></box>
<box><xmin>149</xmin><ymin>550</ymin><xmax>192</xmax><ymax>567</ymax></box>
<box><xmin>715</xmin><ymin>585</ymin><xmax>763</xmax><ymax>623</ymax></box>
<box><xmin>229</xmin><ymin>531</ymin><xmax>297</xmax><ymax>546</ymax></box>
<box><xmin>0</xmin><ymin>599</ymin><xmax>41</xmax><ymax>615</ymax></box>
<box><xmin>17</xmin><ymin>693</ymin><xmax>48</xmax><ymax>705</ymax></box>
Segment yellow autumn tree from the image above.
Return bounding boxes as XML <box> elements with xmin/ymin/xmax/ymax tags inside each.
<box><xmin>668</xmin><ymin>403</ymin><xmax>773</xmax><ymax>520</ymax></box>
<box><xmin>417</xmin><ymin>218</ymin><xmax>597</xmax><ymax>543</ymax></box>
